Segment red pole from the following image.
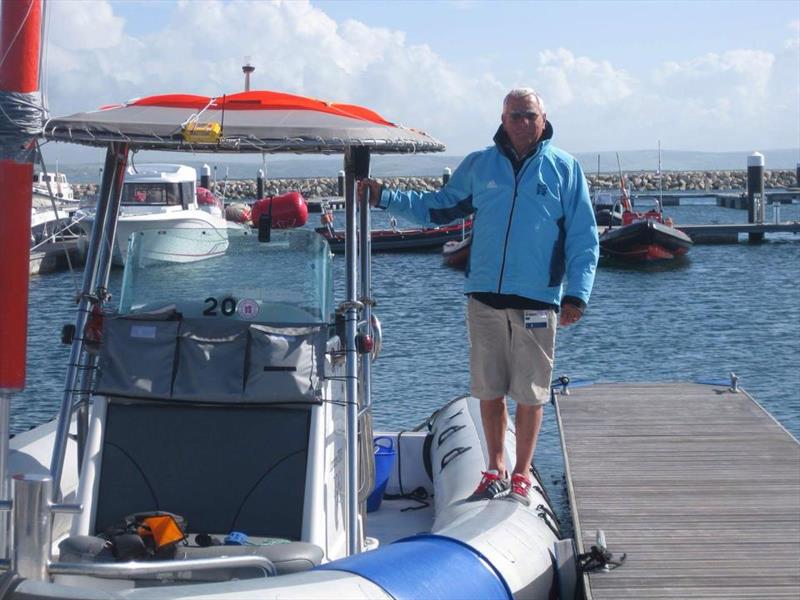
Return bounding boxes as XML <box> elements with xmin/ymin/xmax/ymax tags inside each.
<box><xmin>0</xmin><ymin>0</ymin><xmax>42</xmax><ymax>392</ymax></box>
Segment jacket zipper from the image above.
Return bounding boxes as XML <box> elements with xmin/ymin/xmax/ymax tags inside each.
<box><xmin>497</xmin><ymin>157</ymin><xmax>534</xmax><ymax>293</ymax></box>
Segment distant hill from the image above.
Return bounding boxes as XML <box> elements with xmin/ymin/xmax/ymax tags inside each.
<box><xmin>55</xmin><ymin>148</ymin><xmax>799</xmax><ymax>184</ymax></box>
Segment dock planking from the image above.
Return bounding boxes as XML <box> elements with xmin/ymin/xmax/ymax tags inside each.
<box><xmin>554</xmin><ymin>382</ymin><xmax>800</xmax><ymax>599</ymax></box>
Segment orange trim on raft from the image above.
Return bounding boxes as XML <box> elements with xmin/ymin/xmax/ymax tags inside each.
<box><xmin>123</xmin><ymin>91</ymin><xmax>394</xmax><ymax>126</ymax></box>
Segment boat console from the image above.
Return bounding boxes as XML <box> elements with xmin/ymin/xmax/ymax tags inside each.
<box><xmin>52</xmin><ymin>228</ymin><xmax>353</xmax><ymax>587</ymax></box>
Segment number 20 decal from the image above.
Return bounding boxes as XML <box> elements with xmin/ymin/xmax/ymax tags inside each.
<box><xmin>203</xmin><ymin>297</ymin><xmax>237</xmax><ymax>316</ymax></box>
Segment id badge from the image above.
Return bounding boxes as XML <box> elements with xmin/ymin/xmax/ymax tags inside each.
<box><xmin>524</xmin><ymin>310</ymin><xmax>549</xmax><ymax>329</ymax></box>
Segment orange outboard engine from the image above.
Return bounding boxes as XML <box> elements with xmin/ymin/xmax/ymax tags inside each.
<box><xmin>251</xmin><ymin>191</ymin><xmax>308</xmax><ymax>229</ymax></box>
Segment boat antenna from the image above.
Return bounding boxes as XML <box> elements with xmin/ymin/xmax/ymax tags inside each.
<box><xmin>657</xmin><ymin>140</ymin><xmax>663</xmax><ymax>214</ymax></box>
<box><xmin>592</xmin><ymin>154</ymin><xmax>600</xmax><ymax>207</ymax></box>
<box><xmin>242</xmin><ymin>57</ymin><xmax>255</xmax><ymax>92</ymax></box>
<box><xmin>615</xmin><ymin>152</ymin><xmax>632</xmax><ymax>212</ymax></box>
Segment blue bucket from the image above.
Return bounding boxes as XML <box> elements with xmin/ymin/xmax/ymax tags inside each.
<box><xmin>367</xmin><ymin>436</ymin><xmax>396</xmax><ymax>512</ymax></box>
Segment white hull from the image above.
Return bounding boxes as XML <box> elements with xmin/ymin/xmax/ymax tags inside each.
<box><xmin>7</xmin><ymin>396</ymin><xmax>558</xmax><ymax>599</ymax></box>
<box><xmin>76</xmin><ymin>210</ymin><xmax>230</xmax><ymax>266</ymax></box>
<box><xmin>114</xmin><ymin>212</ymin><xmax>230</xmax><ymax>264</ymax></box>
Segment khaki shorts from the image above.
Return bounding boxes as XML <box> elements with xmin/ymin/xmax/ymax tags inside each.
<box><xmin>467</xmin><ymin>296</ymin><xmax>556</xmax><ymax>406</ymax></box>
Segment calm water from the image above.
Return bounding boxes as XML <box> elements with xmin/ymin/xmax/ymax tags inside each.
<box><xmin>15</xmin><ymin>202</ymin><xmax>800</xmax><ymax>527</ymax></box>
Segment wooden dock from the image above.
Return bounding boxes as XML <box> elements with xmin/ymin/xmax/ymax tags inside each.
<box><xmin>555</xmin><ymin>382</ymin><xmax>800</xmax><ymax>599</ymax></box>
<box><xmin>679</xmin><ymin>222</ymin><xmax>800</xmax><ymax>244</ymax></box>
<box><xmin>630</xmin><ymin>189</ymin><xmax>799</xmax><ymax>208</ymax></box>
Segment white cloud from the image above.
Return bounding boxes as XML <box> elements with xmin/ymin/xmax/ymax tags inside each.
<box><xmin>528</xmin><ymin>46</ymin><xmax>796</xmax><ymax>153</ymax></box>
<box><xmin>536</xmin><ymin>48</ymin><xmax>636</xmax><ymax>107</ymax></box>
<box><xmin>42</xmin><ymin>0</ymin><xmax>505</xmax><ymax>154</ymax></box>
<box><xmin>653</xmin><ymin>50</ymin><xmax>774</xmax><ymax>108</ymax></box>
<box><xmin>46</xmin><ymin>0</ymin><xmax>124</xmax><ymax>50</ymax></box>
<box><xmin>39</xmin><ymin>0</ymin><xmax>800</xmax><ymax>157</ymax></box>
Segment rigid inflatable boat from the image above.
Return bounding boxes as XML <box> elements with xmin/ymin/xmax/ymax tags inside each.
<box><xmin>5</xmin><ymin>223</ymin><xmax>561</xmax><ymax>599</ymax></box>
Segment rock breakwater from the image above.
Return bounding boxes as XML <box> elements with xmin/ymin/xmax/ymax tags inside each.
<box><xmin>73</xmin><ymin>170</ymin><xmax>797</xmax><ymax>200</ymax></box>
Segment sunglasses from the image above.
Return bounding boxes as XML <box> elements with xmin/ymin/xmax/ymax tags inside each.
<box><xmin>508</xmin><ymin>111</ymin><xmax>539</xmax><ymax>122</ymax></box>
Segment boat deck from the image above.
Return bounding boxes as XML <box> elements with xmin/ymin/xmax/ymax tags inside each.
<box><xmin>555</xmin><ymin>382</ymin><xmax>800</xmax><ymax>599</ymax></box>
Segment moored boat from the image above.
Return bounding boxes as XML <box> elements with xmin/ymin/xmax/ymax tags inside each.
<box><xmin>29</xmin><ymin>203</ymin><xmax>82</xmax><ymax>275</ymax></box>
<box><xmin>442</xmin><ymin>234</ymin><xmax>471</xmax><ymax>268</ymax></box>
<box><xmin>32</xmin><ymin>170</ymin><xmax>75</xmax><ymax>203</ymax></box>
<box><xmin>599</xmin><ymin>210</ymin><xmax>693</xmax><ymax>261</ymax></box>
<box><xmin>317</xmin><ymin>218</ymin><xmax>471</xmax><ymax>252</ymax></box>
<box><xmin>599</xmin><ymin>152</ymin><xmax>692</xmax><ymax>262</ymax></box>
<box><xmin>73</xmin><ymin>164</ymin><xmax>232</xmax><ymax>265</ymax></box>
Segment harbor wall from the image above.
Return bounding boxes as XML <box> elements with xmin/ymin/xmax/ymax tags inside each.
<box><xmin>72</xmin><ymin>169</ymin><xmax>798</xmax><ymax>200</ymax></box>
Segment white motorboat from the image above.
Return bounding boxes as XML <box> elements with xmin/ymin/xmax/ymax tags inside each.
<box><xmin>30</xmin><ymin>204</ymin><xmax>73</xmax><ymax>245</ymax></box>
<box><xmin>74</xmin><ymin>164</ymin><xmax>230</xmax><ymax>265</ymax></box>
<box><xmin>32</xmin><ymin>170</ymin><xmax>76</xmax><ymax>203</ymax></box>
<box><xmin>2</xmin><ymin>65</ymin><xmax>572</xmax><ymax>598</ymax></box>
<box><xmin>29</xmin><ymin>202</ymin><xmax>82</xmax><ymax>275</ymax></box>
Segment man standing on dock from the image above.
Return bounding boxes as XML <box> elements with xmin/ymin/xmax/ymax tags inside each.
<box><xmin>359</xmin><ymin>88</ymin><xmax>598</xmax><ymax>505</ymax></box>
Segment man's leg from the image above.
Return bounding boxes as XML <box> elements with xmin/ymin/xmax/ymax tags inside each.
<box><xmin>480</xmin><ymin>397</ymin><xmax>508</xmax><ymax>475</ymax></box>
<box><xmin>513</xmin><ymin>403</ymin><xmax>543</xmax><ymax>476</ymax></box>
<box><xmin>466</xmin><ymin>297</ymin><xmax>512</xmax><ymax>500</ymax></box>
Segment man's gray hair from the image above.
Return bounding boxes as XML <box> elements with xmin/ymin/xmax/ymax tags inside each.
<box><xmin>503</xmin><ymin>88</ymin><xmax>545</xmax><ymax>114</ymax></box>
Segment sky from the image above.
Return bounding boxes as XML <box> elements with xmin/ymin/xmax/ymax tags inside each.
<box><xmin>35</xmin><ymin>0</ymin><xmax>800</xmax><ymax>163</ymax></box>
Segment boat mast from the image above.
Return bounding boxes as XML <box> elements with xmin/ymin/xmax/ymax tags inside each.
<box><xmin>615</xmin><ymin>152</ymin><xmax>632</xmax><ymax>212</ymax></box>
<box><xmin>657</xmin><ymin>140</ymin><xmax>663</xmax><ymax>213</ymax></box>
<box><xmin>593</xmin><ymin>154</ymin><xmax>600</xmax><ymax>208</ymax></box>
<box><xmin>0</xmin><ymin>0</ymin><xmax>43</xmax><ymax>557</ymax></box>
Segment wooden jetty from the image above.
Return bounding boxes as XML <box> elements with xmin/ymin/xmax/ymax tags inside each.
<box><xmin>306</xmin><ymin>196</ymin><xmax>345</xmax><ymax>212</ymax></box>
<box><xmin>631</xmin><ymin>189</ymin><xmax>799</xmax><ymax>208</ymax></box>
<box><xmin>555</xmin><ymin>382</ymin><xmax>800</xmax><ymax>599</ymax></box>
<box><xmin>678</xmin><ymin>222</ymin><xmax>800</xmax><ymax>244</ymax></box>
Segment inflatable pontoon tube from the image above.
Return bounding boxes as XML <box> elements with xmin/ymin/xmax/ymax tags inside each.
<box><xmin>317</xmin><ymin>533</ymin><xmax>512</xmax><ymax>600</ymax></box>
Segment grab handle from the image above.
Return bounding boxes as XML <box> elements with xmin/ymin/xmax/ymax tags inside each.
<box><xmin>440</xmin><ymin>446</ymin><xmax>471</xmax><ymax>472</ymax></box>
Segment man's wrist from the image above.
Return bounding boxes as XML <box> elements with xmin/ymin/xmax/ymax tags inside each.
<box><xmin>561</xmin><ymin>296</ymin><xmax>586</xmax><ymax>313</ymax></box>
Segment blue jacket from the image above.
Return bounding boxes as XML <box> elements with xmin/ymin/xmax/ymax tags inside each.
<box><xmin>377</xmin><ymin>123</ymin><xmax>599</xmax><ymax>309</ymax></box>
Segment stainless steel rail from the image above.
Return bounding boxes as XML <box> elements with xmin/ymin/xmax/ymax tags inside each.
<box><xmin>49</xmin><ymin>142</ymin><xmax>129</xmax><ymax>502</ymax></box>
<box><xmin>343</xmin><ymin>148</ymin><xmax>360</xmax><ymax>556</ymax></box>
<box><xmin>49</xmin><ymin>556</ymin><xmax>276</xmax><ymax>579</ymax></box>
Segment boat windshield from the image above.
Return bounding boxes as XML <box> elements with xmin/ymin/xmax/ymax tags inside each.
<box><xmin>118</xmin><ymin>228</ymin><xmax>333</xmax><ymax>324</ymax></box>
<box><xmin>122</xmin><ymin>182</ymin><xmax>183</xmax><ymax>206</ymax></box>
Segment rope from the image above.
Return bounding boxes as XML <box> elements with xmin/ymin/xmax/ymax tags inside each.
<box><xmin>0</xmin><ymin>90</ymin><xmax>45</xmax><ymax>159</ymax></box>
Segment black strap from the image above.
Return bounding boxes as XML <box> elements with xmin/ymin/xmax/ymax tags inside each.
<box><xmin>382</xmin><ymin>486</ymin><xmax>431</xmax><ymax>512</ymax></box>
<box><xmin>578</xmin><ymin>545</ymin><xmax>626</xmax><ymax>572</ymax></box>
<box><xmin>422</xmin><ymin>432</ymin><xmax>434</xmax><ymax>483</ymax></box>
